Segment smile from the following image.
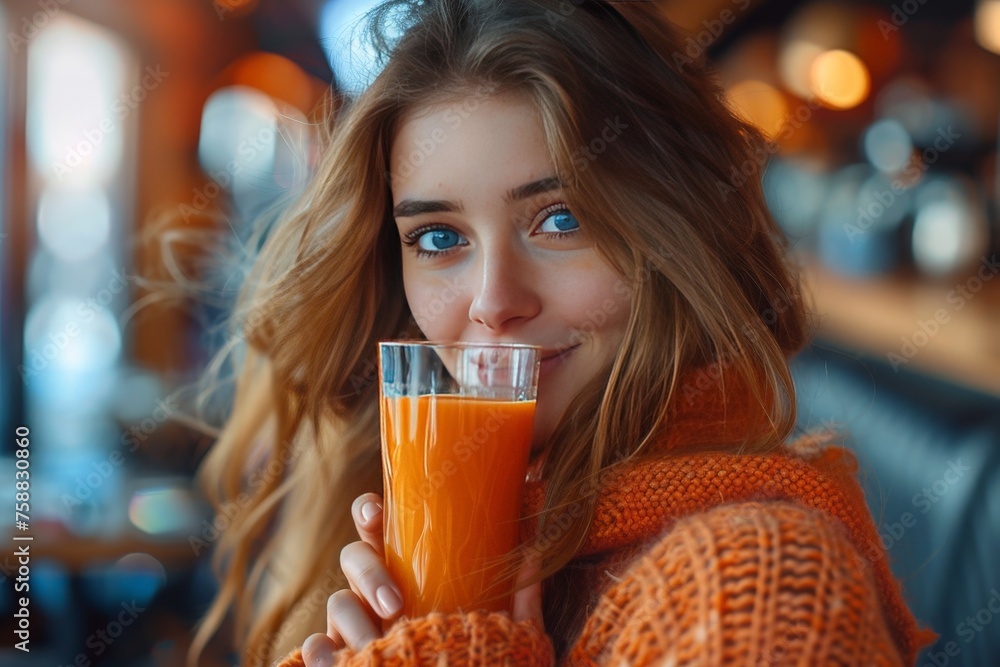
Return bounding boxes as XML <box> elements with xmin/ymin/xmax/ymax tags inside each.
<box><xmin>540</xmin><ymin>344</ymin><xmax>580</xmax><ymax>373</ymax></box>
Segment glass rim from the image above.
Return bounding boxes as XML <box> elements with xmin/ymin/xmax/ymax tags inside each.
<box><xmin>378</xmin><ymin>340</ymin><xmax>543</xmax><ymax>351</ymax></box>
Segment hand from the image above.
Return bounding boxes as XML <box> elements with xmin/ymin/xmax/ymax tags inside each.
<box><xmin>302</xmin><ymin>493</ymin><xmax>400</xmax><ymax>665</ymax></box>
<box><xmin>300</xmin><ymin>493</ymin><xmax>546</xmax><ymax>666</ymax></box>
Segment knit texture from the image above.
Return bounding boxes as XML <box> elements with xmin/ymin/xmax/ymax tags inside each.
<box><xmin>272</xmin><ymin>371</ymin><xmax>936</xmax><ymax>666</ymax></box>
<box><xmin>564</xmin><ymin>501</ymin><xmax>908</xmax><ymax>666</ymax></box>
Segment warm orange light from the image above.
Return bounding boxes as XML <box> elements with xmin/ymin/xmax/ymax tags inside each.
<box><xmin>213</xmin><ymin>0</ymin><xmax>259</xmax><ymax>20</ymax></box>
<box><xmin>778</xmin><ymin>2</ymin><xmax>854</xmax><ymax>99</ymax></box>
<box><xmin>226</xmin><ymin>52</ymin><xmax>317</xmax><ymax>114</ymax></box>
<box><xmin>809</xmin><ymin>49</ymin><xmax>870</xmax><ymax>109</ymax></box>
<box><xmin>726</xmin><ymin>80</ymin><xmax>789</xmax><ymax>139</ymax></box>
<box><xmin>779</xmin><ymin>39</ymin><xmax>824</xmax><ymax>99</ymax></box>
<box><xmin>975</xmin><ymin>0</ymin><xmax>1000</xmax><ymax>55</ymax></box>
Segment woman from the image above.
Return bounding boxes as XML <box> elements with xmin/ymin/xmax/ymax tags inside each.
<box><xmin>188</xmin><ymin>1</ymin><xmax>935</xmax><ymax>665</ymax></box>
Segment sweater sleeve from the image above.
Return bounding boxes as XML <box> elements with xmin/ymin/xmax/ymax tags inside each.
<box><xmin>565</xmin><ymin>501</ymin><xmax>907</xmax><ymax>666</ymax></box>
<box><xmin>273</xmin><ymin>611</ymin><xmax>554</xmax><ymax>667</ymax></box>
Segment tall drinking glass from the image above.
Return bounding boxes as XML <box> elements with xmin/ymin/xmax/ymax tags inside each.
<box><xmin>377</xmin><ymin>342</ymin><xmax>541</xmax><ymax>619</ymax></box>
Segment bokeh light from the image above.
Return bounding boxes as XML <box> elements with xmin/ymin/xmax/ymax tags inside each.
<box><xmin>25</xmin><ymin>14</ymin><xmax>128</xmax><ymax>185</ymax></box>
<box><xmin>23</xmin><ymin>296</ymin><xmax>122</xmax><ymax>374</ymax></box>
<box><xmin>763</xmin><ymin>157</ymin><xmax>828</xmax><ymax>237</ymax></box>
<box><xmin>779</xmin><ymin>39</ymin><xmax>826</xmax><ymax>99</ymax></box>
<box><xmin>810</xmin><ymin>49</ymin><xmax>871</xmax><ymax>109</ymax></box>
<box><xmin>778</xmin><ymin>2</ymin><xmax>856</xmax><ymax>98</ymax></box>
<box><xmin>975</xmin><ymin>0</ymin><xmax>1000</xmax><ymax>54</ymax></box>
<box><xmin>225</xmin><ymin>51</ymin><xmax>316</xmax><ymax>114</ymax></box>
<box><xmin>36</xmin><ymin>187</ymin><xmax>112</xmax><ymax>263</ymax></box>
<box><xmin>82</xmin><ymin>553</ymin><xmax>168</xmax><ymax>614</ymax></box>
<box><xmin>726</xmin><ymin>80</ymin><xmax>789</xmax><ymax>139</ymax></box>
<box><xmin>911</xmin><ymin>177</ymin><xmax>990</xmax><ymax>276</ymax></box>
<box><xmin>863</xmin><ymin>119</ymin><xmax>913</xmax><ymax>173</ymax></box>
<box><xmin>197</xmin><ymin>86</ymin><xmax>278</xmax><ymax>190</ymax></box>
<box><xmin>129</xmin><ymin>486</ymin><xmax>203</xmax><ymax>535</ymax></box>
<box><xmin>115</xmin><ymin>552</ymin><xmax>169</xmax><ymax>603</ymax></box>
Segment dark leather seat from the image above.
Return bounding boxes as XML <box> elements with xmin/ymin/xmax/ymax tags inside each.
<box><xmin>792</xmin><ymin>344</ymin><xmax>1000</xmax><ymax>667</ymax></box>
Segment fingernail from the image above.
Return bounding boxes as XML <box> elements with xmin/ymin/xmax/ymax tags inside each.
<box><xmin>301</xmin><ymin>634</ymin><xmax>334</xmax><ymax>667</ymax></box>
<box><xmin>361</xmin><ymin>502</ymin><xmax>381</xmax><ymax>523</ymax></box>
<box><xmin>376</xmin><ymin>585</ymin><xmax>402</xmax><ymax>616</ymax></box>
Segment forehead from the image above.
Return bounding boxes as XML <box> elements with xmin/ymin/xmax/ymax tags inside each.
<box><xmin>389</xmin><ymin>93</ymin><xmax>555</xmax><ymax>199</ymax></box>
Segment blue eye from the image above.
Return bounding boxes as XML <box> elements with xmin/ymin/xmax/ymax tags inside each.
<box><xmin>402</xmin><ymin>226</ymin><xmax>467</xmax><ymax>256</ymax></box>
<box><xmin>537</xmin><ymin>209</ymin><xmax>580</xmax><ymax>234</ymax></box>
<box><xmin>418</xmin><ymin>229</ymin><xmax>462</xmax><ymax>251</ymax></box>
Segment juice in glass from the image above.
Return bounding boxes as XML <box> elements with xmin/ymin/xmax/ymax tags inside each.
<box><xmin>380</xmin><ymin>393</ymin><xmax>536</xmax><ymax>617</ymax></box>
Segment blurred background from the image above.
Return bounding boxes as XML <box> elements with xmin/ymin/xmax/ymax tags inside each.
<box><xmin>0</xmin><ymin>0</ymin><xmax>997</xmax><ymax>665</ymax></box>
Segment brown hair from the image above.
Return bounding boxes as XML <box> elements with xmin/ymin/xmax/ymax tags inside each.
<box><xmin>188</xmin><ymin>1</ymin><xmax>808</xmax><ymax>664</ymax></box>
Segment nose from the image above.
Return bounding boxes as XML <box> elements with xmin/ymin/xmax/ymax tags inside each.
<box><xmin>467</xmin><ymin>245</ymin><xmax>541</xmax><ymax>332</ymax></box>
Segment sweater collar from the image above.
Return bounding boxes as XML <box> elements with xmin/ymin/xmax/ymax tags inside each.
<box><xmin>518</xmin><ymin>365</ymin><xmax>935</xmax><ymax>665</ymax></box>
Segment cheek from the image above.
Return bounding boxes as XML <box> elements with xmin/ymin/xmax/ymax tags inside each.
<box><xmin>603</xmin><ymin>281</ymin><xmax>632</xmax><ymax>334</ymax></box>
<box><xmin>403</xmin><ymin>272</ymin><xmax>468</xmax><ymax>339</ymax></box>
<box><xmin>567</xmin><ymin>265</ymin><xmax>631</xmax><ymax>336</ymax></box>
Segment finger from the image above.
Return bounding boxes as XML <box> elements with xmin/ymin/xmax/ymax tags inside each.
<box><xmin>341</xmin><ymin>541</ymin><xmax>404</xmax><ymax>619</ymax></box>
<box><xmin>513</xmin><ymin>551</ymin><xmax>544</xmax><ymax>627</ymax></box>
<box><xmin>302</xmin><ymin>632</ymin><xmax>337</xmax><ymax>667</ymax></box>
<box><xmin>326</xmin><ymin>590</ymin><xmax>380</xmax><ymax>648</ymax></box>
<box><xmin>352</xmin><ymin>493</ymin><xmax>385</xmax><ymax>557</ymax></box>
<box><xmin>327</xmin><ymin>589</ymin><xmax>381</xmax><ymax>652</ymax></box>
<box><xmin>324</xmin><ymin>596</ymin><xmax>346</xmax><ymax>649</ymax></box>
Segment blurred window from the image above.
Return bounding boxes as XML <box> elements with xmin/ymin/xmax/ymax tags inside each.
<box><xmin>21</xmin><ymin>12</ymin><xmax>137</xmax><ymax>530</ymax></box>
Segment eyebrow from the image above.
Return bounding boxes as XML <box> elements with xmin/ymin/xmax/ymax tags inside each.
<box><xmin>392</xmin><ymin>176</ymin><xmax>564</xmax><ymax>218</ymax></box>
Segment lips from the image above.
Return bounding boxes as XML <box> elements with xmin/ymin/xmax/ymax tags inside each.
<box><xmin>540</xmin><ymin>344</ymin><xmax>580</xmax><ymax>367</ymax></box>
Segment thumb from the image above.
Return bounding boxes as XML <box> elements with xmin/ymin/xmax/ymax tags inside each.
<box><xmin>512</xmin><ymin>550</ymin><xmax>544</xmax><ymax>628</ymax></box>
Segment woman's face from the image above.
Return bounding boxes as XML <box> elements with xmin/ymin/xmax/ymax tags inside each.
<box><xmin>389</xmin><ymin>93</ymin><xmax>631</xmax><ymax>449</ymax></box>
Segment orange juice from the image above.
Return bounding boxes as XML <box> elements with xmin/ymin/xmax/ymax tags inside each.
<box><xmin>380</xmin><ymin>394</ymin><xmax>535</xmax><ymax>618</ymax></box>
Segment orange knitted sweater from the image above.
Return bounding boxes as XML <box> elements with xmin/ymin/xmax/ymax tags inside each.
<box><xmin>274</xmin><ymin>374</ymin><xmax>936</xmax><ymax>666</ymax></box>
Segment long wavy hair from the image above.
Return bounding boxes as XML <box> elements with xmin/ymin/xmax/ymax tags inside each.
<box><xmin>187</xmin><ymin>1</ymin><xmax>809</xmax><ymax>664</ymax></box>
